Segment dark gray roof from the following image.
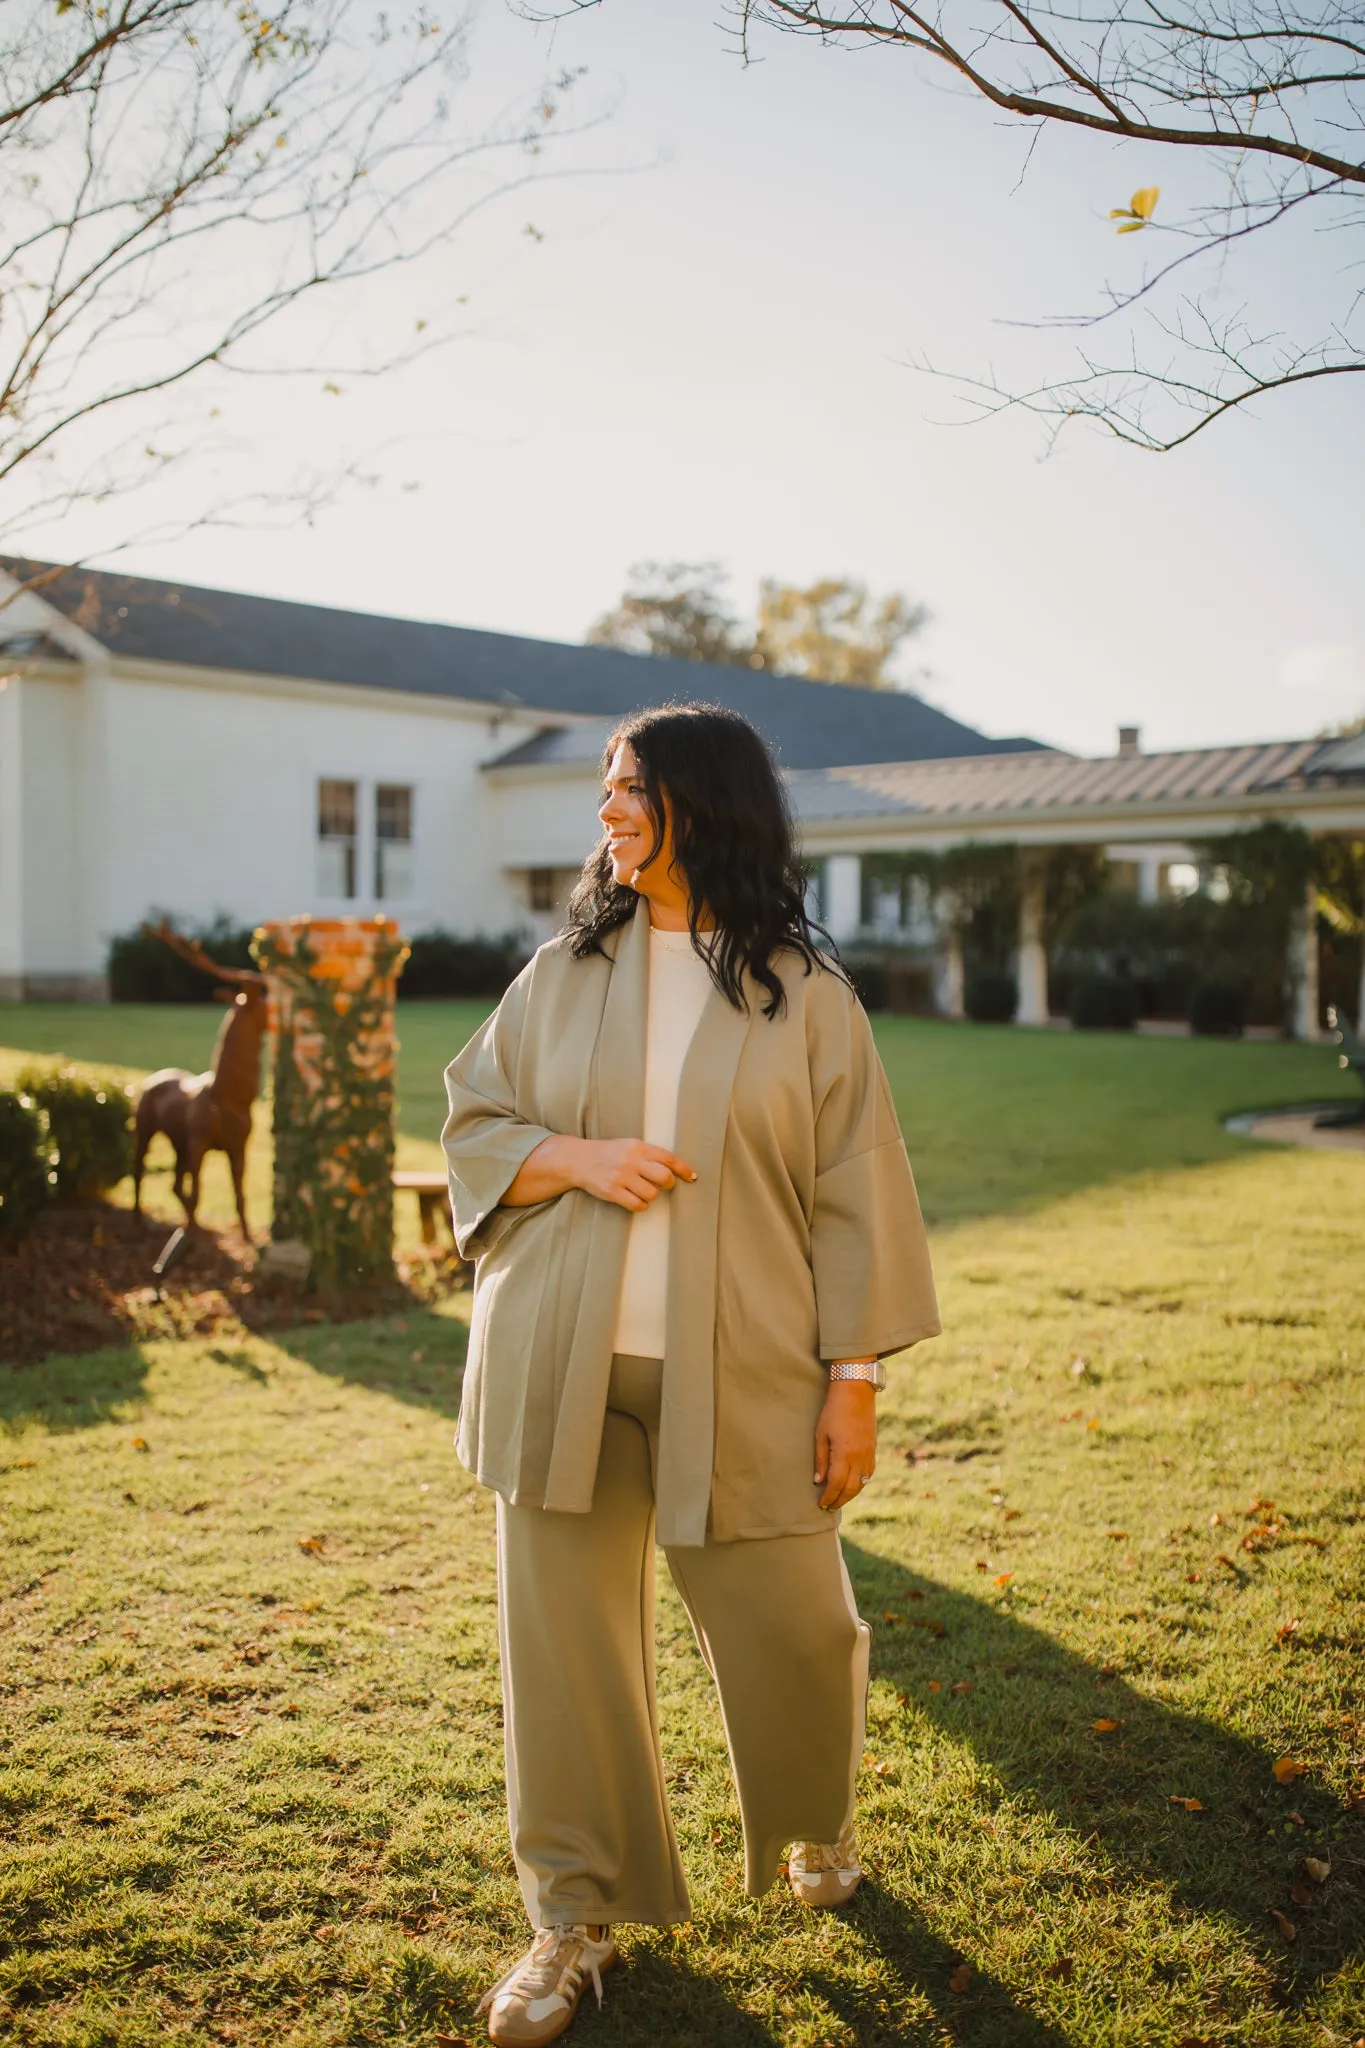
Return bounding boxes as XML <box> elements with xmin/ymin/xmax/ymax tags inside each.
<box><xmin>4</xmin><ymin>556</ymin><xmax>1043</xmax><ymax>772</ymax></box>
<box><xmin>789</xmin><ymin>736</ymin><xmax>1360</xmax><ymax>827</ymax></box>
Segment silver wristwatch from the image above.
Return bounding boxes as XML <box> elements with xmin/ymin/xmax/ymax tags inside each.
<box><xmin>828</xmin><ymin>1359</ymin><xmax>886</xmax><ymax>1391</ymax></box>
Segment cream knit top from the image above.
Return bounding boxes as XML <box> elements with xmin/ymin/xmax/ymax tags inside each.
<box><xmin>611</xmin><ymin>925</ymin><xmax>715</xmax><ymax>1360</ymax></box>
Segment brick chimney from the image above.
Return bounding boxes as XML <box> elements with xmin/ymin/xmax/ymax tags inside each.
<box><xmin>1118</xmin><ymin>726</ymin><xmax>1141</xmax><ymax>759</ymax></box>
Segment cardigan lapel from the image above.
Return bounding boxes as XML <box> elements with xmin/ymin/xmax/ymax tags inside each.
<box><xmin>541</xmin><ymin>902</ymin><xmax>649</xmax><ymax>1509</ymax></box>
<box><xmin>657</xmin><ymin>965</ymin><xmax>755</xmax><ymax>1546</ymax></box>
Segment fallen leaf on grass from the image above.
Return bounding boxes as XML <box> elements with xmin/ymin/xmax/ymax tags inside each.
<box><xmin>948</xmin><ymin>1964</ymin><xmax>972</xmax><ymax>1993</ymax></box>
<box><xmin>872</xmin><ymin>1760</ymin><xmax>894</xmax><ymax>1778</ymax></box>
<box><xmin>1273</xmin><ymin>1757</ymin><xmax>1306</xmax><ymax>1784</ymax></box>
<box><xmin>951</xmin><ymin>1679</ymin><xmax>974</xmax><ymax>1695</ymax></box>
<box><xmin>905</xmin><ymin>1588</ymin><xmax>925</xmax><ymax>1601</ymax></box>
<box><xmin>1275</xmin><ymin>1618</ymin><xmax>1302</xmax><ymax>1642</ymax></box>
<box><xmin>280</xmin><ymin>1701</ymin><xmax>301</xmax><ymax>1717</ymax></box>
<box><xmin>131</xmin><ymin>1437</ymin><xmax>149</xmax><ymax>1452</ymax></box>
<box><xmin>312</xmin><ymin>1924</ymin><xmax>337</xmax><ymax>1941</ymax></box>
<box><xmin>1003</xmin><ymin>1508</ymin><xmax>1022</xmax><ymax>1522</ymax></box>
<box><xmin>1288</xmin><ymin>1881</ymin><xmax>1314</xmax><ymax>1909</ymax></box>
<box><xmin>928</xmin><ymin>1680</ymin><xmax>942</xmax><ymax>1693</ymax></box>
<box><xmin>1048</xmin><ymin>1958</ymin><xmax>1075</xmax><ymax>1982</ymax></box>
<box><xmin>435</xmin><ymin>2036</ymin><xmax>471</xmax><ymax>2047</ymax></box>
<box><xmin>1086</xmin><ymin>1418</ymin><xmax>1100</xmax><ymax>1431</ymax></box>
<box><xmin>993</xmin><ymin>1572</ymin><xmax>1014</xmax><ymax>1588</ymax></box>
<box><xmin>1186</xmin><ymin>1571</ymin><xmax>1203</xmax><ymax>1583</ymax></box>
<box><xmin>14</xmin><ymin>1458</ymin><xmax>36</xmax><ymax>1469</ymax></box>
<box><xmin>1209</xmin><ymin>1512</ymin><xmax>1223</xmax><ymax>1528</ymax></box>
<box><xmin>1092</xmin><ymin>1718</ymin><xmax>1122</xmax><ymax>1734</ymax></box>
<box><xmin>1305</xmin><ymin>1854</ymin><xmax>1331</xmax><ymax>1883</ymax></box>
<box><xmin>975</xmin><ymin>1560</ymin><xmax>990</xmax><ymax>1572</ymax></box>
<box><xmin>1169</xmin><ymin>1796</ymin><xmax>1205</xmax><ymax>1812</ymax></box>
<box><xmin>1288</xmin><ymin>1809</ymin><xmax>1306</xmax><ymax>1827</ymax></box>
<box><xmin>1268</xmin><ymin>1907</ymin><xmax>1297</xmax><ymax>1943</ymax></box>
<box><xmin>1106</xmin><ymin>1530</ymin><xmax>1128</xmax><ymax>1540</ymax></box>
<box><xmin>881</xmin><ymin>1610</ymin><xmax>900</xmax><ymax>1623</ymax></box>
<box><xmin>298</xmin><ymin>1536</ymin><xmax>325</xmax><ymax>1555</ymax></box>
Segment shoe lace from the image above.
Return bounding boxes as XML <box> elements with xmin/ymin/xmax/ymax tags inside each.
<box><xmin>797</xmin><ymin>1828</ymin><xmax>858</xmax><ymax>1873</ymax></box>
<box><xmin>477</xmin><ymin>1926</ymin><xmax>608</xmax><ymax>2016</ymax></box>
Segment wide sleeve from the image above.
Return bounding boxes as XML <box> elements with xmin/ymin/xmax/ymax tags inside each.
<box><xmin>440</xmin><ymin>963</ymin><xmax>556</xmax><ymax>1262</ymax></box>
<box><xmin>806</xmin><ymin>970</ymin><xmax>941</xmax><ymax>1360</ymax></box>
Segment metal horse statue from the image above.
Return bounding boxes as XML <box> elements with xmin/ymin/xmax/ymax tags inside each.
<box><xmin>132</xmin><ymin>923</ymin><xmax>267</xmax><ymax>1237</ymax></box>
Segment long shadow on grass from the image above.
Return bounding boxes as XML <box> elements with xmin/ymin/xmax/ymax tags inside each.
<box><xmin>845</xmin><ymin>1543</ymin><xmax>1365</xmax><ymax>2009</ymax></box>
<box><xmin>0</xmin><ymin>1342</ymin><xmax>152</xmax><ymax>1432</ymax></box>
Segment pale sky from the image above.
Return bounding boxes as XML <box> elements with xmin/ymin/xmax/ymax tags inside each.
<box><xmin>37</xmin><ymin>0</ymin><xmax>1365</xmax><ymax>756</ymax></box>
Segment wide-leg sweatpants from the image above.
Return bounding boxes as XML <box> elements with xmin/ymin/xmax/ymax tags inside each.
<box><xmin>495</xmin><ymin>1354</ymin><xmax>872</xmax><ymax>1928</ymax></box>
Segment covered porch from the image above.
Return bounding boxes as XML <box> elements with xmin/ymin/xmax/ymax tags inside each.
<box><xmin>795</xmin><ymin>731</ymin><xmax>1365</xmax><ymax>1040</ymax></box>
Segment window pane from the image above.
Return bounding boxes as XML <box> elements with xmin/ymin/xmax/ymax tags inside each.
<box><xmin>317</xmin><ymin>838</ymin><xmax>355</xmax><ymax>899</ymax></box>
<box><xmin>528</xmin><ymin>867</ymin><xmax>556</xmax><ymax>912</ymax></box>
<box><xmin>376</xmin><ymin>783</ymin><xmax>412</xmax><ymax>843</ymax></box>
<box><xmin>376</xmin><ymin>840</ymin><xmax>414</xmax><ymax>901</ymax></box>
<box><xmin>318</xmin><ymin>778</ymin><xmax>357</xmax><ymax>839</ymax></box>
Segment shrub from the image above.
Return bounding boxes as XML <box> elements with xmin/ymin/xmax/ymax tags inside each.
<box><xmin>399</xmin><ymin>930</ymin><xmax>527</xmax><ymax>999</ymax></box>
<box><xmin>965</xmin><ymin>970</ymin><xmax>1018</xmax><ymax>1023</ymax></box>
<box><xmin>0</xmin><ymin>1091</ymin><xmax>51</xmax><ymax>1239</ymax></box>
<box><xmin>17</xmin><ymin>1066</ymin><xmax>133</xmax><ymax>1200</ymax></box>
<box><xmin>842</xmin><ymin>958</ymin><xmax>889</xmax><ymax>1013</ymax></box>
<box><xmin>1069</xmin><ymin>972</ymin><xmax>1139</xmax><ymax>1032</ymax></box>
<box><xmin>109</xmin><ymin>912</ymin><xmax>257</xmax><ymax>1002</ymax></box>
<box><xmin>1190</xmin><ymin>980</ymin><xmax>1247</xmax><ymax>1037</ymax></box>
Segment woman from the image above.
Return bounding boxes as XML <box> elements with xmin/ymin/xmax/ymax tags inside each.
<box><xmin>442</xmin><ymin>702</ymin><xmax>939</xmax><ymax>2047</ymax></box>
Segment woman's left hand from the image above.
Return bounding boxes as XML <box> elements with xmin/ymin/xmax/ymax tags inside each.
<box><xmin>814</xmin><ymin>1380</ymin><xmax>878</xmax><ymax>1511</ymax></box>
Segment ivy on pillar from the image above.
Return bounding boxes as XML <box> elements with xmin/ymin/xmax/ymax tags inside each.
<box><xmin>1016</xmin><ymin>851</ymin><xmax>1049</xmax><ymax>1025</ymax></box>
<box><xmin>250</xmin><ymin>916</ymin><xmax>411</xmax><ymax>1290</ymax></box>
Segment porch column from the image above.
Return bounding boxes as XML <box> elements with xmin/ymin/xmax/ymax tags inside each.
<box><xmin>1289</xmin><ymin>878</ymin><xmax>1321</xmax><ymax>1041</ymax></box>
<box><xmin>824</xmin><ymin>853</ymin><xmax>862</xmax><ymax>942</ymax></box>
<box><xmin>1016</xmin><ymin>852</ymin><xmax>1049</xmax><ymax>1026</ymax></box>
<box><xmin>934</xmin><ymin>890</ymin><xmax>965</xmax><ymax>1019</ymax></box>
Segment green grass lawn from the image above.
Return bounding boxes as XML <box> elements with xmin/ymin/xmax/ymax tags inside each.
<box><xmin>0</xmin><ymin>999</ymin><xmax>1356</xmax><ymax>1230</ymax></box>
<box><xmin>2</xmin><ymin>1006</ymin><xmax>1363</xmax><ymax>2046</ymax></box>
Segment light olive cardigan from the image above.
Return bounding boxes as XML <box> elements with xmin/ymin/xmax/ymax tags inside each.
<box><xmin>441</xmin><ymin>903</ymin><xmax>939</xmax><ymax>1545</ymax></box>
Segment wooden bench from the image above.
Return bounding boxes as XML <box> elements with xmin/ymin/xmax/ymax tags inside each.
<box><xmin>393</xmin><ymin>1169</ymin><xmax>456</xmax><ymax>1246</ymax></box>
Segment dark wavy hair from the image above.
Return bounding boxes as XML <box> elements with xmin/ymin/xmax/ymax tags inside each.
<box><xmin>564</xmin><ymin>701</ymin><xmax>842</xmax><ymax>1018</ymax></box>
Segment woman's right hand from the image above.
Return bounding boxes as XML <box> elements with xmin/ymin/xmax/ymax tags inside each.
<box><xmin>502</xmin><ymin>1134</ymin><xmax>697</xmax><ymax>1212</ymax></box>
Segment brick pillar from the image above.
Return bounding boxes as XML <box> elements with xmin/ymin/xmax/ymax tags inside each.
<box><xmin>251</xmin><ymin>916</ymin><xmax>410</xmax><ymax>1290</ymax></box>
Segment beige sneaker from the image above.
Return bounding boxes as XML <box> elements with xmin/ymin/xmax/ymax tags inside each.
<box><xmin>788</xmin><ymin>1827</ymin><xmax>863</xmax><ymax>1909</ymax></box>
<box><xmin>478</xmin><ymin>1923</ymin><xmax>617</xmax><ymax>2047</ymax></box>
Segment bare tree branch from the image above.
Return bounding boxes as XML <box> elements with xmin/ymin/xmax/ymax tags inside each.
<box><xmin>0</xmin><ymin>0</ymin><xmax>597</xmax><ymax>542</ymax></box>
<box><xmin>736</xmin><ymin>0</ymin><xmax>1365</xmax><ymax>444</ymax></box>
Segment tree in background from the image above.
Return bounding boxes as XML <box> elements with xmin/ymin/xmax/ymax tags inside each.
<box><xmin>585</xmin><ymin>560</ymin><xmax>754</xmax><ymax>667</ymax></box>
<box><xmin>0</xmin><ymin>0</ymin><xmax>584</xmax><ymax>559</ymax></box>
<box><xmin>586</xmin><ymin>560</ymin><xmax>929</xmax><ymax>688</ymax></box>
<box><xmin>734</xmin><ymin>0</ymin><xmax>1365</xmax><ymax>451</ymax></box>
<box><xmin>753</xmin><ymin>577</ymin><xmax>928</xmax><ymax>688</ymax></box>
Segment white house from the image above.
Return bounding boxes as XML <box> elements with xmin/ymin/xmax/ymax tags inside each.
<box><xmin>2</xmin><ymin>556</ymin><xmax>1361</xmax><ymax>1034</ymax></box>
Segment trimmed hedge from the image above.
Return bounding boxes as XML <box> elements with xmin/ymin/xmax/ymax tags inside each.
<box><xmin>399</xmin><ymin>930</ymin><xmax>527</xmax><ymax>999</ymax></box>
<box><xmin>1190</xmin><ymin>980</ymin><xmax>1247</xmax><ymax>1037</ymax></box>
<box><xmin>17</xmin><ymin>1066</ymin><xmax>133</xmax><ymax>1200</ymax></box>
<box><xmin>0</xmin><ymin>1091</ymin><xmax>51</xmax><ymax>1239</ymax></box>
<box><xmin>1069</xmin><ymin>972</ymin><xmax>1139</xmax><ymax>1032</ymax></box>
<box><xmin>965</xmin><ymin>970</ymin><xmax>1018</xmax><ymax>1024</ymax></box>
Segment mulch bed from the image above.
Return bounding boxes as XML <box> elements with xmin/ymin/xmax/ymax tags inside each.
<box><xmin>0</xmin><ymin>1205</ymin><xmax>463</xmax><ymax>1367</ymax></box>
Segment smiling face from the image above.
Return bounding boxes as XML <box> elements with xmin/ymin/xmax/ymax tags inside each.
<box><xmin>598</xmin><ymin>741</ymin><xmax>660</xmax><ymax>887</ymax></box>
<box><xmin>597</xmin><ymin>741</ymin><xmax>691</xmax><ymax>926</ymax></box>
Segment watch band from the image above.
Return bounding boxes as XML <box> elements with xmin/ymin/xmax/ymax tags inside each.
<box><xmin>828</xmin><ymin>1359</ymin><xmax>886</xmax><ymax>1390</ymax></box>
